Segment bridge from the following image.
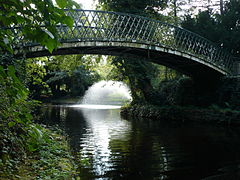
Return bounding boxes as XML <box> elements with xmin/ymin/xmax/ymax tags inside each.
<box><xmin>12</xmin><ymin>10</ymin><xmax>237</xmax><ymax>79</ymax></box>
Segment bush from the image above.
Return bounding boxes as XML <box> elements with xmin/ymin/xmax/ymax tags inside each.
<box><xmin>156</xmin><ymin>77</ymin><xmax>196</xmax><ymax>106</ymax></box>
<box><xmin>0</xmin><ymin>65</ymin><xmax>77</xmax><ymax>178</ymax></box>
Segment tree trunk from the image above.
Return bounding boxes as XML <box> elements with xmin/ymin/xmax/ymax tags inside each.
<box><xmin>220</xmin><ymin>0</ymin><xmax>224</xmax><ymax>15</ymax></box>
<box><xmin>173</xmin><ymin>0</ymin><xmax>177</xmax><ymax>18</ymax></box>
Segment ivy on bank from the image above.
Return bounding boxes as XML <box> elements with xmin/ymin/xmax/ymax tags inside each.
<box><xmin>0</xmin><ymin>66</ymin><xmax>78</xmax><ymax>179</ymax></box>
<box><xmin>0</xmin><ymin>0</ymin><xmax>82</xmax><ymax>178</ymax></box>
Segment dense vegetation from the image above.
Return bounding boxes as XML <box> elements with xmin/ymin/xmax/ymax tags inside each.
<box><xmin>0</xmin><ymin>0</ymin><xmax>80</xmax><ymax>178</ymax></box>
<box><xmin>182</xmin><ymin>0</ymin><xmax>240</xmax><ymax>56</ymax></box>
<box><xmin>26</xmin><ymin>55</ymin><xmax>100</xmax><ymax>99</ymax></box>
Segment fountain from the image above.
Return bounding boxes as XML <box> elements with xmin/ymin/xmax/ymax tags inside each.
<box><xmin>71</xmin><ymin>80</ymin><xmax>132</xmax><ymax>109</ymax></box>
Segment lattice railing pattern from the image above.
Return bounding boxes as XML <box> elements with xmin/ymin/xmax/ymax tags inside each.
<box><xmin>12</xmin><ymin>10</ymin><xmax>233</xmax><ymax>73</ymax></box>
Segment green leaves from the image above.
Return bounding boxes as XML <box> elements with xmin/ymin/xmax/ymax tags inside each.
<box><xmin>44</xmin><ymin>38</ymin><xmax>59</xmax><ymax>54</ymax></box>
<box><xmin>181</xmin><ymin>1</ymin><xmax>240</xmax><ymax>56</ymax></box>
<box><xmin>56</xmin><ymin>0</ymin><xmax>67</xmax><ymax>9</ymax></box>
<box><xmin>0</xmin><ymin>65</ymin><xmax>7</xmax><ymax>78</ymax></box>
<box><xmin>0</xmin><ymin>65</ymin><xmax>32</xmax><ymax>126</ymax></box>
<box><xmin>1</xmin><ymin>65</ymin><xmax>25</xmax><ymax>101</ymax></box>
<box><xmin>8</xmin><ymin>121</ymin><xmax>16</xmax><ymax>128</ymax></box>
<box><xmin>0</xmin><ymin>0</ymin><xmax>78</xmax><ymax>54</ymax></box>
<box><xmin>62</xmin><ymin>16</ymin><xmax>74</xmax><ymax>28</ymax></box>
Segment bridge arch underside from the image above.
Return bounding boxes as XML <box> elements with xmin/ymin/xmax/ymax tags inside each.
<box><xmin>18</xmin><ymin>41</ymin><xmax>228</xmax><ymax>79</ymax></box>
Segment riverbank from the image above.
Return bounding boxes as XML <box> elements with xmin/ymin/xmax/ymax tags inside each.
<box><xmin>121</xmin><ymin>104</ymin><xmax>240</xmax><ymax>126</ymax></box>
<box><xmin>0</xmin><ymin>124</ymin><xmax>78</xmax><ymax>180</ymax></box>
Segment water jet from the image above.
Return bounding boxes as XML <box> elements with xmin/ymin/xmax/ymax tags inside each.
<box><xmin>77</xmin><ymin>80</ymin><xmax>132</xmax><ymax>109</ymax></box>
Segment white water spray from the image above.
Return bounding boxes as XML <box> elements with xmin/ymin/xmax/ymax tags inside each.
<box><xmin>72</xmin><ymin>81</ymin><xmax>132</xmax><ymax>109</ymax></box>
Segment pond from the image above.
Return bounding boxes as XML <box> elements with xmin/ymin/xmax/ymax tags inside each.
<box><xmin>40</xmin><ymin>104</ymin><xmax>240</xmax><ymax>180</ymax></box>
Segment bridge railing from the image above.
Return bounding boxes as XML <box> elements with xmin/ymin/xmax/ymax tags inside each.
<box><xmin>11</xmin><ymin>9</ymin><xmax>234</xmax><ymax>74</ymax></box>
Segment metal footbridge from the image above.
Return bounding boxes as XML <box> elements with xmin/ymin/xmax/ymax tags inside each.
<box><xmin>12</xmin><ymin>10</ymin><xmax>236</xmax><ymax>78</ymax></box>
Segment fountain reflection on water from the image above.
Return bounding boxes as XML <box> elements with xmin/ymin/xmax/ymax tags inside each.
<box><xmin>79</xmin><ymin>109</ymin><xmax>132</xmax><ymax>177</ymax></box>
<box><xmin>72</xmin><ymin>80</ymin><xmax>133</xmax><ymax>177</ymax></box>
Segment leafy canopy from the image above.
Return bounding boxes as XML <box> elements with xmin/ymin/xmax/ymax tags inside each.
<box><xmin>181</xmin><ymin>0</ymin><xmax>240</xmax><ymax>56</ymax></box>
<box><xmin>98</xmin><ymin>0</ymin><xmax>168</xmax><ymax>16</ymax></box>
<box><xmin>0</xmin><ymin>0</ymin><xmax>80</xmax><ymax>53</ymax></box>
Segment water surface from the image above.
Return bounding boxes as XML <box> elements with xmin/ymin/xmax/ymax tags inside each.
<box><xmin>40</xmin><ymin>104</ymin><xmax>240</xmax><ymax>180</ymax></box>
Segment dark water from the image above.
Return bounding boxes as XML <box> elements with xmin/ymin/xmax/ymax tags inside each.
<box><xmin>40</xmin><ymin>105</ymin><xmax>240</xmax><ymax>180</ymax></box>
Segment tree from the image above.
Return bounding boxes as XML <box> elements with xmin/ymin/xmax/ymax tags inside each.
<box><xmin>26</xmin><ymin>57</ymin><xmax>48</xmax><ymax>98</ymax></box>
<box><xmin>182</xmin><ymin>10</ymin><xmax>220</xmax><ymax>42</ymax></box>
<box><xmin>163</xmin><ymin>0</ymin><xmax>190</xmax><ymax>25</ymax></box>
<box><xmin>98</xmin><ymin>0</ymin><xmax>168</xmax><ymax>16</ymax></box>
<box><xmin>0</xmin><ymin>0</ymin><xmax>79</xmax><ymax>53</ymax></box>
<box><xmin>181</xmin><ymin>0</ymin><xmax>240</xmax><ymax>56</ymax></box>
<box><xmin>25</xmin><ymin>55</ymin><xmax>101</xmax><ymax>98</ymax></box>
<box><xmin>219</xmin><ymin>0</ymin><xmax>240</xmax><ymax>55</ymax></box>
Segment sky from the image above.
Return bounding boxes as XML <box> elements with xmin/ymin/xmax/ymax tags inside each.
<box><xmin>77</xmin><ymin>0</ymin><xmax>96</xmax><ymax>10</ymax></box>
<box><xmin>52</xmin><ymin>0</ymin><xmax>96</xmax><ymax>9</ymax></box>
<box><xmin>75</xmin><ymin>0</ymin><xmax>223</xmax><ymax>15</ymax></box>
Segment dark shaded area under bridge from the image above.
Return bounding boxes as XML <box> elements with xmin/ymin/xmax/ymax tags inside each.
<box><xmin>12</xmin><ymin>10</ymin><xmax>235</xmax><ymax>80</ymax></box>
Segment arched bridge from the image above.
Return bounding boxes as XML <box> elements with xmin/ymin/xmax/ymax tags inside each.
<box><xmin>13</xmin><ymin>10</ymin><xmax>235</xmax><ymax>78</ymax></box>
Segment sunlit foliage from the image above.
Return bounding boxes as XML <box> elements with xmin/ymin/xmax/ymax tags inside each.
<box><xmin>0</xmin><ymin>0</ymin><xmax>79</xmax><ymax>53</ymax></box>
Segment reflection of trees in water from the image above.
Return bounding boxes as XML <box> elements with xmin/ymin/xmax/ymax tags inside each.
<box><xmin>63</xmin><ymin>108</ymin><xmax>88</xmax><ymax>151</ymax></box>
<box><xmin>107</xmin><ymin>118</ymin><xmax>171</xmax><ymax>180</ymax></box>
<box><xmin>121</xmin><ymin>118</ymin><xmax>240</xmax><ymax>180</ymax></box>
<box><xmin>40</xmin><ymin>106</ymin><xmax>88</xmax><ymax>151</ymax></box>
